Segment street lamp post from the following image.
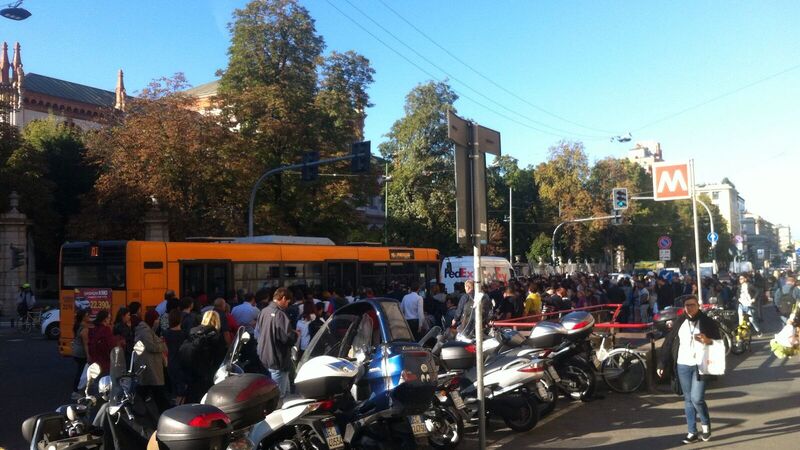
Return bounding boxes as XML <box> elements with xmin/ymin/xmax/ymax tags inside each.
<box><xmin>384</xmin><ymin>159</ymin><xmax>392</xmax><ymax>245</ymax></box>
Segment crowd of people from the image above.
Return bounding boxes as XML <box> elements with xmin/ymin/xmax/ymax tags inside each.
<box><xmin>67</xmin><ymin>267</ymin><xmax>800</xmax><ymax>413</ymax></box>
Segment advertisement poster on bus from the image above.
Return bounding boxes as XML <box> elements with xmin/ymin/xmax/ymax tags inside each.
<box><xmin>74</xmin><ymin>288</ymin><xmax>112</xmax><ymax>319</ymax></box>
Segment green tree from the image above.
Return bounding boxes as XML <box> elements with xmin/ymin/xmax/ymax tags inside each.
<box><xmin>217</xmin><ymin>0</ymin><xmax>377</xmax><ymax>241</ymax></box>
<box><xmin>527</xmin><ymin>232</ymin><xmax>553</xmax><ymax>264</ymax></box>
<box><xmin>380</xmin><ymin>81</ymin><xmax>460</xmax><ymax>254</ymax></box>
<box><xmin>533</xmin><ymin>141</ymin><xmax>595</xmax><ymax>258</ymax></box>
<box><xmin>487</xmin><ymin>155</ymin><xmax>542</xmax><ymax>262</ymax></box>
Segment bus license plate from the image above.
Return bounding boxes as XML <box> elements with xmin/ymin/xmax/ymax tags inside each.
<box><xmin>547</xmin><ymin>366</ymin><xmax>561</xmax><ymax>382</ymax></box>
<box><xmin>450</xmin><ymin>391</ymin><xmax>465</xmax><ymax>409</ymax></box>
<box><xmin>323</xmin><ymin>423</ymin><xmax>344</xmax><ymax>450</ymax></box>
<box><xmin>409</xmin><ymin>415</ymin><xmax>427</xmax><ymax>437</ymax></box>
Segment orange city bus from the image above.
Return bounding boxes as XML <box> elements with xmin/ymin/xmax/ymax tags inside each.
<box><xmin>58</xmin><ymin>239</ymin><xmax>440</xmax><ymax>356</ymax></box>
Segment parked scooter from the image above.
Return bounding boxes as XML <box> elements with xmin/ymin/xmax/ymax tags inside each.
<box><xmin>94</xmin><ymin>342</ymin><xmax>162</xmax><ymax>448</ymax></box>
<box><xmin>21</xmin><ymin>363</ymin><xmax>105</xmax><ymax>450</ymax></box>
<box><xmin>151</xmin><ymin>326</ymin><xmax>280</xmax><ymax>450</ymax></box>
<box><xmin>528</xmin><ymin>311</ymin><xmax>597</xmax><ymax>401</ymax></box>
<box><xmin>251</xmin><ymin>298</ymin><xmax>437</xmax><ymax>449</ymax></box>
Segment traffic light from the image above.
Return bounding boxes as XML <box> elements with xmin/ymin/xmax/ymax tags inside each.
<box><xmin>612</xmin><ymin>188</ymin><xmax>629</xmax><ymax>211</ymax></box>
<box><xmin>9</xmin><ymin>245</ymin><xmax>25</xmax><ymax>269</ymax></box>
<box><xmin>351</xmin><ymin>141</ymin><xmax>371</xmax><ymax>173</ymax></box>
<box><xmin>301</xmin><ymin>151</ymin><xmax>319</xmax><ymax>181</ymax></box>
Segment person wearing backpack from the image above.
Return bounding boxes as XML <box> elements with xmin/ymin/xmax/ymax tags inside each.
<box><xmin>180</xmin><ymin>310</ymin><xmax>227</xmax><ymax>403</ymax></box>
<box><xmin>774</xmin><ymin>275</ymin><xmax>800</xmax><ymax>324</ymax></box>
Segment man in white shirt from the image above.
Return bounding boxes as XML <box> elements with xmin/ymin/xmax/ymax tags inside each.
<box><xmin>400</xmin><ymin>283</ymin><xmax>425</xmax><ymax>339</ymax></box>
<box><xmin>231</xmin><ymin>293</ymin><xmax>260</xmax><ymax>328</ymax></box>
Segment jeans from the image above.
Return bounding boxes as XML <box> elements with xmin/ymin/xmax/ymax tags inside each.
<box><xmin>738</xmin><ymin>304</ymin><xmax>761</xmax><ymax>333</ymax></box>
<box><xmin>269</xmin><ymin>369</ymin><xmax>290</xmax><ymax>398</ymax></box>
<box><xmin>676</xmin><ymin>364</ymin><xmax>710</xmax><ymax>434</ymax></box>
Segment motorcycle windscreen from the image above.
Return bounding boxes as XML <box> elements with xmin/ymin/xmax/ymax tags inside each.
<box><xmin>110</xmin><ymin>346</ymin><xmax>126</xmax><ymax>379</ymax></box>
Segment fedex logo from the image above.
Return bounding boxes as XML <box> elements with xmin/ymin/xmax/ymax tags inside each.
<box><xmin>445</xmin><ymin>266</ymin><xmax>474</xmax><ymax>279</ymax></box>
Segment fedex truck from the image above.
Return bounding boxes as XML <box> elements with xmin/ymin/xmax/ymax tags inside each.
<box><xmin>440</xmin><ymin>256</ymin><xmax>515</xmax><ymax>293</ymax></box>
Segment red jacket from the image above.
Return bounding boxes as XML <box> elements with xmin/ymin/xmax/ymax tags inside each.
<box><xmin>88</xmin><ymin>325</ymin><xmax>116</xmax><ymax>374</ymax></box>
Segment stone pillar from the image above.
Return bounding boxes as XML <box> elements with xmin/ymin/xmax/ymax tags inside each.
<box><xmin>143</xmin><ymin>205</ymin><xmax>169</xmax><ymax>242</ymax></box>
<box><xmin>1</xmin><ymin>191</ymin><xmax>32</xmax><ymax>319</ymax></box>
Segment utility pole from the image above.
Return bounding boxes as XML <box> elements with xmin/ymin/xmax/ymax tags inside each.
<box><xmin>449</xmin><ymin>110</ymin><xmax>500</xmax><ymax>450</ymax></box>
<box><xmin>509</xmin><ymin>186</ymin><xmax>513</xmax><ymax>263</ymax></box>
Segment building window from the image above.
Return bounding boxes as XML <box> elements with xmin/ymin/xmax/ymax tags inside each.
<box><xmin>712</xmin><ymin>192</ymin><xmax>719</xmax><ymax>200</ymax></box>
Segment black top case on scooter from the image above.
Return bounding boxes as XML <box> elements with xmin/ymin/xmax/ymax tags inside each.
<box><xmin>439</xmin><ymin>341</ymin><xmax>476</xmax><ymax>370</ymax></box>
<box><xmin>204</xmin><ymin>373</ymin><xmax>279</xmax><ymax>429</ymax></box>
<box><xmin>157</xmin><ymin>404</ymin><xmax>232</xmax><ymax>450</ymax></box>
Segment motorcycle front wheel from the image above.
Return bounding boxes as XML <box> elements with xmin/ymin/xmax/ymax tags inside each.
<box><xmin>559</xmin><ymin>356</ymin><xmax>596</xmax><ymax>401</ymax></box>
<box><xmin>425</xmin><ymin>404</ymin><xmax>464</xmax><ymax>449</ymax></box>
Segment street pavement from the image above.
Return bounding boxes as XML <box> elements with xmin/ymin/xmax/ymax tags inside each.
<box><xmin>0</xmin><ymin>307</ymin><xmax>797</xmax><ymax>450</ymax></box>
<box><xmin>0</xmin><ymin>327</ymin><xmax>74</xmax><ymax>450</ymax></box>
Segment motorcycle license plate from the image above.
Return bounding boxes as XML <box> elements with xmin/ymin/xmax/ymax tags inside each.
<box><xmin>450</xmin><ymin>391</ymin><xmax>466</xmax><ymax>410</ymax></box>
<box><xmin>536</xmin><ymin>381</ymin><xmax>549</xmax><ymax>399</ymax></box>
<box><xmin>323</xmin><ymin>422</ymin><xmax>345</xmax><ymax>450</ymax></box>
<box><xmin>409</xmin><ymin>415</ymin><xmax>427</xmax><ymax>437</ymax></box>
<box><xmin>547</xmin><ymin>365</ymin><xmax>561</xmax><ymax>382</ymax></box>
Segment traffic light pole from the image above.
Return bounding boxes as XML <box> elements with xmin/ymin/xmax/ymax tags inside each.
<box><xmin>247</xmin><ymin>153</ymin><xmax>360</xmax><ymax>237</ymax></box>
<box><xmin>551</xmin><ymin>214</ymin><xmax>619</xmax><ymax>267</ymax></box>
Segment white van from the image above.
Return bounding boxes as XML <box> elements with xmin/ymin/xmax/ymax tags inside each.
<box><xmin>440</xmin><ymin>256</ymin><xmax>514</xmax><ymax>293</ymax></box>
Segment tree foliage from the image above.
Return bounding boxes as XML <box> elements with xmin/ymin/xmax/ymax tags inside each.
<box><xmin>380</xmin><ymin>81</ymin><xmax>459</xmax><ymax>253</ymax></box>
<box><xmin>216</xmin><ymin>0</ymin><xmax>378</xmax><ymax>241</ymax></box>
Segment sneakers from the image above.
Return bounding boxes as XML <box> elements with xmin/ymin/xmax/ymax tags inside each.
<box><xmin>701</xmin><ymin>425</ymin><xmax>711</xmax><ymax>442</ymax></box>
<box><xmin>682</xmin><ymin>433</ymin><xmax>699</xmax><ymax>444</ymax></box>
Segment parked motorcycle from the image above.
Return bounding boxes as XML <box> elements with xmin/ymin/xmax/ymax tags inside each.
<box><xmin>251</xmin><ymin>298</ymin><xmax>437</xmax><ymax>449</ymax></box>
<box><xmin>152</xmin><ymin>326</ymin><xmax>280</xmax><ymax>450</ymax></box>
<box><xmin>21</xmin><ymin>363</ymin><xmax>104</xmax><ymax>450</ymax></box>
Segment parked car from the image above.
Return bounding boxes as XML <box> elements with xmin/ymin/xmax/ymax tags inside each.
<box><xmin>40</xmin><ymin>309</ymin><xmax>60</xmax><ymax>340</ymax></box>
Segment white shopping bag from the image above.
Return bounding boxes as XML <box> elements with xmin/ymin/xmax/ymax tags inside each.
<box><xmin>775</xmin><ymin>324</ymin><xmax>799</xmax><ymax>348</ymax></box>
<box><xmin>699</xmin><ymin>339</ymin><xmax>726</xmax><ymax>376</ymax></box>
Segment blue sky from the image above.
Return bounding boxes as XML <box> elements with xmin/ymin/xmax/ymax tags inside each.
<box><xmin>4</xmin><ymin>0</ymin><xmax>799</xmax><ymax>245</ymax></box>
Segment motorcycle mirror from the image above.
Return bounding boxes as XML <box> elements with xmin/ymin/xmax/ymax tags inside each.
<box><xmin>291</xmin><ymin>345</ymin><xmax>300</xmax><ymax>364</ymax></box>
<box><xmin>87</xmin><ymin>363</ymin><xmax>101</xmax><ymax>382</ymax></box>
<box><xmin>108</xmin><ymin>405</ymin><xmax>120</xmax><ymax>417</ymax></box>
<box><xmin>133</xmin><ymin>341</ymin><xmax>145</xmax><ymax>356</ymax></box>
<box><xmin>241</xmin><ymin>331</ymin><xmax>251</xmax><ymax>344</ymax></box>
<box><xmin>98</xmin><ymin>376</ymin><xmax>112</xmax><ymax>395</ymax></box>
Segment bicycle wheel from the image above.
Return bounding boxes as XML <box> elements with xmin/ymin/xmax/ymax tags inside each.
<box><xmin>601</xmin><ymin>349</ymin><xmax>647</xmax><ymax>393</ymax></box>
<box><xmin>718</xmin><ymin>326</ymin><xmax>732</xmax><ymax>356</ymax></box>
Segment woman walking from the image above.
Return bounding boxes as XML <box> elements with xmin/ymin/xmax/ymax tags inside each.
<box><xmin>657</xmin><ymin>295</ymin><xmax>721</xmax><ymax>444</ymax></box>
<box><xmin>70</xmin><ymin>309</ymin><xmax>91</xmax><ymax>399</ymax></box>
<box><xmin>88</xmin><ymin>310</ymin><xmax>115</xmax><ymax>375</ymax></box>
<box><xmin>134</xmin><ymin>309</ymin><xmax>169</xmax><ymax>413</ymax></box>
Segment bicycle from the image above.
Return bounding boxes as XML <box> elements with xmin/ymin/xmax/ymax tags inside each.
<box><xmin>731</xmin><ymin>307</ymin><xmax>754</xmax><ymax>355</ymax></box>
<box><xmin>705</xmin><ymin>306</ymin><xmax>736</xmax><ymax>356</ymax></box>
<box><xmin>15</xmin><ymin>309</ymin><xmax>43</xmax><ymax>334</ymax></box>
<box><xmin>591</xmin><ymin>332</ymin><xmax>648</xmax><ymax>394</ymax></box>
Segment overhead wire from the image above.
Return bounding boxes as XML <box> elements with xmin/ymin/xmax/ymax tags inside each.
<box><xmin>376</xmin><ymin>0</ymin><xmax>619</xmax><ymax>136</ymax></box>
<box><xmin>327</xmin><ymin>0</ymin><xmax>609</xmax><ymax>140</ymax></box>
<box><xmin>633</xmin><ymin>61</ymin><xmax>800</xmax><ymax>132</ymax></box>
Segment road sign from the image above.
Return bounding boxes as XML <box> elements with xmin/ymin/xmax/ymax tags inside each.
<box><xmin>652</xmin><ymin>162</ymin><xmax>691</xmax><ymax>201</ymax></box>
<box><xmin>657</xmin><ymin>236</ymin><xmax>672</xmax><ymax>250</ymax></box>
<box><xmin>659</xmin><ymin>249</ymin><xmax>671</xmax><ymax>261</ymax></box>
<box><xmin>707</xmin><ymin>232</ymin><xmax>719</xmax><ymax>243</ymax></box>
<box><xmin>734</xmin><ymin>235</ymin><xmax>744</xmax><ymax>244</ymax></box>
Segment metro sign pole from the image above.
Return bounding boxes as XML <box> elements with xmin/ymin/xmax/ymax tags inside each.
<box><xmin>652</xmin><ymin>160</ymin><xmax>704</xmax><ymax>304</ymax></box>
